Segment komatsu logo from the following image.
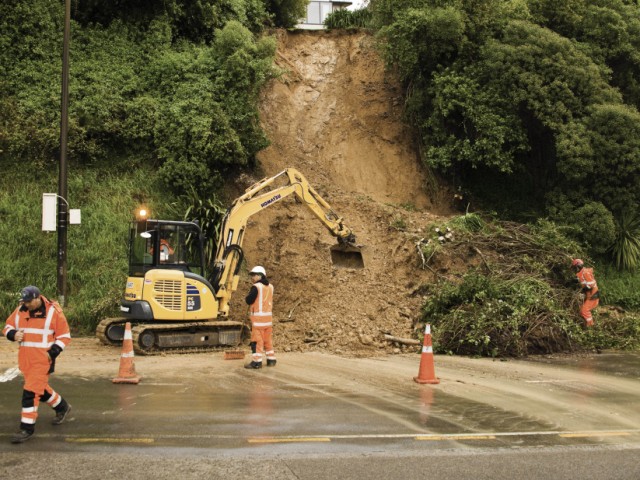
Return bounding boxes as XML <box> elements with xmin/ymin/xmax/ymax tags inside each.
<box><xmin>261</xmin><ymin>194</ymin><xmax>281</xmax><ymax>208</ymax></box>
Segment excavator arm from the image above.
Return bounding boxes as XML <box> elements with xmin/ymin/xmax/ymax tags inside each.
<box><xmin>210</xmin><ymin>168</ymin><xmax>363</xmax><ymax>317</ymax></box>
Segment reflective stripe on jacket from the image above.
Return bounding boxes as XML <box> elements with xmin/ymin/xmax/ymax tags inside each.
<box><xmin>249</xmin><ymin>283</ymin><xmax>274</xmax><ymax>327</ymax></box>
<box><xmin>576</xmin><ymin>268</ymin><xmax>599</xmax><ymax>299</ymax></box>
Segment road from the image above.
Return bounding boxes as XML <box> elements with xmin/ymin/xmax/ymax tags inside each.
<box><xmin>1</xmin><ymin>343</ymin><xmax>639</xmax><ymax>479</ymax></box>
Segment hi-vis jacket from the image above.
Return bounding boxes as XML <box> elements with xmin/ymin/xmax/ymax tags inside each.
<box><xmin>3</xmin><ymin>296</ymin><xmax>71</xmax><ymax>375</ymax></box>
<box><xmin>576</xmin><ymin>268</ymin><xmax>599</xmax><ymax>300</ymax></box>
<box><xmin>249</xmin><ymin>283</ymin><xmax>274</xmax><ymax>327</ymax></box>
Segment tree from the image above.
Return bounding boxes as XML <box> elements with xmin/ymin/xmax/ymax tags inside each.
<box><xmin>264</xmin><ymin>0</ymin><xmax>308</xmax><ymax>28</ymax></box>
<box><xmin>374</xmin><ymin>1</ymin><xmax>640</xmax><ymax>262</ymax></box>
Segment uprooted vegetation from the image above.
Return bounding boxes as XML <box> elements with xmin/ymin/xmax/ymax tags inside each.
<box><xmin>417</xmin><ymin>216</ymin><xmax>640</xmax><ymax>357</ymax></box>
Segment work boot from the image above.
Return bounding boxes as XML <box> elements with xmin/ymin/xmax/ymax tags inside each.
<box><xmin>52</xmin><ymin>404</ymin><xmax>72</xmax><ymax>425</ymax></box>
<box><xmin>244</xmin><ymin>361</ymin><xmax>262</xmax><ymax>369</ymax></box>
<box><xmin>11</xmin><ymin>429</ymin><xmax>34</xmax><ymax>444</ymax></box>
<box><xmin>266</xmin><ymin>359</ymin><xmax>277</xmax><ymax>367</ymax></box>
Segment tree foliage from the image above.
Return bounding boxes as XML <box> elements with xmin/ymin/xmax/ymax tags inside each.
<box><xmin>264</xmin><ymin>0</ymin><xmax>308</xmax><ymax>28</ymax></box>
<box><xmin>0</xmin><ymin>1</ymin><xmax>278</xmax><ymax>200</ymax></box>
<box><xmin>372</xmin><ymin>0</ymin><xmax>640</xmax><ymax>265</ymax></box>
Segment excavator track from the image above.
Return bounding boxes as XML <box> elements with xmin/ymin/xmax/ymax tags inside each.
<box><xmin>96</xmin><ymin>317</ymin><xmax>247</xmax><ymax>355</ymax></box>
<box><xmin>96</xmin><ymin>317</ymin><xmax>129</xmax><ymax>347</ymax></box>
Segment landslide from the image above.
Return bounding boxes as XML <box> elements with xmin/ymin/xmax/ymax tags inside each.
<box><xmin>225</xmin><ymin>30</ymin><xmax>455</xmax><ymax>357</ymax></box>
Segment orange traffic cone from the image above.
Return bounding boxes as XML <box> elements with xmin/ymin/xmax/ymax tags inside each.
<box><xmin>112</xmin><ymin>322</ymin><xmax>141</xmax><ymax>384</ymax></box>
<box><xmin>414</xmin><ymin>324</ymin><xmax>439</xmax><ymax>384</ymax></box>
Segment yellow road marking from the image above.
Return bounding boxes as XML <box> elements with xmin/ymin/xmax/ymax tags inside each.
<box><xmin>66</xmin><ymin>437</ymin><xmax>155</xmax><ymax>444</ymax></box>
<box><xmin>248</xmin><ymin>437</ymin><xmax>331</xmax><ymax>444</ymax></box>
<box><xmin>416</xmin><ymin>435</ymin><xmax>496</xmax><ymax>441</ymax></box>
<box><xmin>559</xmin><ymin>432</ymin><xmax>631</xmax><ymax>438</ymax></box>
<box><xmin>56</xmin><ymin>430</ymin><xmax>637</xmax><ymax>445</ymax></box>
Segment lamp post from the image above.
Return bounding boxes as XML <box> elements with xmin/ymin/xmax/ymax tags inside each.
<box><xmin>57</xmin><ymin>0</ymin><xmax>71</xmax><ymax>306</ymax></box>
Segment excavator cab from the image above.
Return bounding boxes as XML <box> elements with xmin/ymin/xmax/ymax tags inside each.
<box><xmin>128</xmin><ymin>219</ymin><xmax>206</xmax><ymax>277</ymax></box>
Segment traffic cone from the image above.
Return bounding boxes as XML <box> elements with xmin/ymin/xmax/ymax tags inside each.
<box><xmin>112</xmin><ymin>322</ymin><xmax>141</xmax><ymax>384</ymax></box>
<box><xmin>414</xmin><ymin>324</ymin><xmax>439</xmax><ymax>384</ymax></box>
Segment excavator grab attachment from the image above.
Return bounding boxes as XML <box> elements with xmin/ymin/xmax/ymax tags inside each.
<box><xmin>330</xmin><ymin>243</ymin><xmax>365</xmax><ymax>269</ymax></box>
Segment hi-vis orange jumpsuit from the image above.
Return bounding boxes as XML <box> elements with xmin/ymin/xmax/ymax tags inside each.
<box><xmin>248</xmin><ymin>282</ymin><xmax>276</xmax><ymax>365</ymax></box>
<box><xmin>576</xmin><ymin>268</ymin><xmax>599</xmax><ymax>327</ymax></box>
<box><xmin>3</xmin><ymin>296</ymin><xmax>71</xmax><ymax>432</ymax></box>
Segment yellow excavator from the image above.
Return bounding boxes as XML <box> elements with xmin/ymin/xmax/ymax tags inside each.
<box><xmin>96</xmin><ymin>168</ymin><xmax>364</xmax><ymax>354</ymax></box>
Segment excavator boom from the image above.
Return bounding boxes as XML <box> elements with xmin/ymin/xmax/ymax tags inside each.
<box><xmin>211</xmin><ymin>168</ymin><xmax>364</xmax><ymax>317</ymax></box>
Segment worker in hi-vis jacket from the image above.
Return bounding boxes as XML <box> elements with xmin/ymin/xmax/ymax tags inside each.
<box><xmin>572</xmin><ymin>259</ymin><xmax>600</xmax><ymax>328</ymax></box>
<box><xmin>244</xmin><ymin>266</ymin><xmax>277</xmax><ymax>369</ymax></box>
<box><xmin>3</xmin><ymin>286</ymin><xmax>72</xmax><ymax>443</ymax></box>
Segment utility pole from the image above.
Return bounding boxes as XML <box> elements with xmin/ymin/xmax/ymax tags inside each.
<box><xmin>57</xmin><ymin>0</ymin><xmax>71</xmax><ymax>306</ymax></box>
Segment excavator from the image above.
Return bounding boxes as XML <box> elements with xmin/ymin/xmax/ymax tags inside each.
<box><xmin>96</xmin><ymin>168</ymin><xmax>364</xmax><ymax>354</ymax></box>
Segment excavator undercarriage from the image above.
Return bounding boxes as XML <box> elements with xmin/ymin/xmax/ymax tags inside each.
<box><xmin>96</xmin><ymin>317</ymin><xmax>245</xmax><ymax>355</ymax></box>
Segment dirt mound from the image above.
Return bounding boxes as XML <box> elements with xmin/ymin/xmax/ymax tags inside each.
<box><xmin>228</xmin><ymin>30</ymin><xmax>454</xmax><ymax>356</ymax></box>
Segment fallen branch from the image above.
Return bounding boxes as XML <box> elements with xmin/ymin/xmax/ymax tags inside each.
<box><xmin>472</xmin><ymin>245</ymin><xmax>492</xmax><ymax>273</ymax></box>
<box><xmin>383</xmin><ymin>334</ymin><xmax>420</xmax><ymax>346</ymax></box>
<box><xmin>416</xmin><ymin>239</ymin><xmax>427</xmax><ymax>269</ymax></box>
<box><xmin>276</xmin><ymin>51</ymin><xmax>304</xmax><ymax>82</ymax></box>
<box><xmin>281</xmin><ymin>299</ymin><xmax>303</xmax><ymax>323</ymax></box>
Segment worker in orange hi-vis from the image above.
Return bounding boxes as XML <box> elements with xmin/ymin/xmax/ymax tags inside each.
<box><xmin>244</xmin><ymin>266</ymin><xmax>276</xmax><ymax>369</ymax></box>
<box><xmin>2</xmin><ymin>286</ymin><xmax>72</xmax><ymax>444</ymax></box>
<box><xmin>571</xmin><ymin>259</ymin><xmax>600</xmax><ymax>327</ymax></box>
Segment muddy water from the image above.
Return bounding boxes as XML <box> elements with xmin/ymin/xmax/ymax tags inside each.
<box><xmin>1</xmin><ymin>351</ymin><xmax>638</xmax><ymax>453</ymax></box>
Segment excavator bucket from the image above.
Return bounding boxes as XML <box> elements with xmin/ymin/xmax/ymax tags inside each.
<box><xmin>330</xmin><ymin>243</ymin><xmax>365</xmax><ymax>269</ymax></box>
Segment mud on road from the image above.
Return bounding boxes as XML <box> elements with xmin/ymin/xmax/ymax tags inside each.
<box><xmin>2</xmin><ymin>337</ymin><xmax>639</xmax><ymax>441</ymax></box>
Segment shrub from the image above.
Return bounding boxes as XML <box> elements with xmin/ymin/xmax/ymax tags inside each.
<box><xmin>325</xmin><ymin>8</ymin><xmax>373</xmax><ymax>30</ymax></box>
<box><xmin>610</xmin><ymin>209</ymin><xmax>640</xmax><ymax>271</ymax></box>
<box><xmin>420</xmin><ymin>216</ymin><xmax>640</xmax><ymax>356</ymax></box>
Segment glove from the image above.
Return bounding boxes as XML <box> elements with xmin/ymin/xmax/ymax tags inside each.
<box><xmin>47</xmin><ymin>344</ymin><xmax>62</xmax><ymax>374</ymax></box>
<box><xmin>48</xmin><ymin>344</ymin><xmax>62</xmax><ymax>361</ymax></box>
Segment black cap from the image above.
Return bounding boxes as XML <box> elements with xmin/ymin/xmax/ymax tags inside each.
<box><xmin>20</xmin><ymin>286</ymin><xmax>41</xmax><ymax>302</ymax></box>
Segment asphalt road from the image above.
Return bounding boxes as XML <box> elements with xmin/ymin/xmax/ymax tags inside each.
<box><xmin>1</xmin><ymin>350</ymin><xmax>639</xmax><ymax>479</ymax></box>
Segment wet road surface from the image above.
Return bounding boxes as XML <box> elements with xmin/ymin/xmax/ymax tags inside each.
<box><xmin>1</xmin><ymin>350</ymin><xmax>639</xmax><ymax>479</ymax></box>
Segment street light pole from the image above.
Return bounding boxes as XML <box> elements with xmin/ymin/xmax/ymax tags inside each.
<box><xmin>57</xmin><ymin>0</ymin><xmax>71</xmax><ymax>306</ymax></box>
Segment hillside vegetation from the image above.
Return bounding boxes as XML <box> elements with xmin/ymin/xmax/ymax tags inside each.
<box><xmin>1</xmin><ymin>0</ymin><xmax>639</xmax><ymax>355</ymax></box>
<box><xmin>335</xmin><ymin>0</ymin><xmax>640</xmax><ymax>266</ymax></box>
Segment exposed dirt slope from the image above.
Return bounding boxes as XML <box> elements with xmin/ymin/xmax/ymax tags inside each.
<box><xmin>228</xmin><ymin>30</ymin><xmax>454</xmax><ymax>356</ymax></box>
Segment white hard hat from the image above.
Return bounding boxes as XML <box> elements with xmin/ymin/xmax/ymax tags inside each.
<box><xmin>249</xmin><ymin>265</ymin><xmax>266</xmax><ymax>276</ymax></box>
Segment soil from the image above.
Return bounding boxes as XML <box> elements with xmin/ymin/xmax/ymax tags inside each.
<box><xmin>224</xmin><ymin>30</ymin><xmax>459</xmax><ymax>357</ymax></box>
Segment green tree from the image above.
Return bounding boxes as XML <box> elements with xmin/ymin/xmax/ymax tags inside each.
<box><xmin>529</xmin><ymin>0</ymin><xmax>640</xmax><ymax>109</ymax></box>
<box><xmin>0</xmin><ymin>3</ymin><xmax>277</xmax><ymax>199</ymax></box>
<box><xmin>585</xmin><ymin>103</ymin><xmax>640</xmax><ymax>212</ymax></box>
<box><xmin>264</xmin><ymin>0</ymin><xmax>308</xmax><ymax>28</ymax></box>
<box><xmin>374</xmin><ymin>0</ymin><xmax>640</xmax><ymax>263</ymax></box>
<box><xmin>71</xmin><ymin>0</ymin><xmax>270</xmax><ymax>39</ymax></box>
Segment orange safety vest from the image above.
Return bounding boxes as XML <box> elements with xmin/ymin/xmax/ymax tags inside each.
<box><xmin>576</xmin><ymin>268</ymin><xmax>598</xmax><ymax>299</ymax></box>
<box><xmin>249</xmin><ymin>283</ymin><xmax>274</xmax><ymax>327</ymax></box>
<box><xmin>3</xmin><ymin>296</ymin><xmax>71</xmax><ymax>374</ymax></box>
